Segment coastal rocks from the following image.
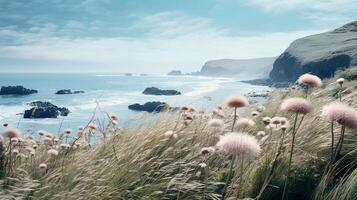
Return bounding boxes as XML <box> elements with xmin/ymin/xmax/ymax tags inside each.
<box><xmin>23</xmin><ymin>101</ymin><xmax>70</xmax><ymax>119</ymax></box>
<box><xmin>143</xmin><ymin>87</ymin><xmax>181</xmax><ymax>96</ymax></box>
<box><xmin>270</xmin><ymin>21</ymin><xmax>357</xmax><ymax>82</ymax></box>
<box><xmin>0</xmin><ymin>86</ymin><xmax>38</xmax><ymax>95</ymax></box>
<box><xmin>128</xmin><ymin>101</ymin><xmax>171</xmax><ymax>113</ymax></box>
<box><xmin>55</xmin><ymin>89</ymin><xmax>85</xmax><ymax>95</ymax></box>
<box><xmin>167</xmin><ymin>70</ymin><xmax>182</xmax><ymax>76</ymax></box>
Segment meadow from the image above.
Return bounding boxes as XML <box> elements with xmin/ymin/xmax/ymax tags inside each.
<box><xmin>0</xmin><ymin>67</ymin><xmax>357</xmax><ymax>200</ymax></box>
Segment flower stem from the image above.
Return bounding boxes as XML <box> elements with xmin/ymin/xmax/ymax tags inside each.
<box><xmin>281</xmin><ymin>113</ymin><xmax>298</xmax><ymax>200</ymax></box>
<box><xmin>222</xmin><ymin>155</ymin><xmax>236</xmax><ymax>200</ymax></box>
<box><xmin>231</xmin><ymin>108</ymin><xmax>237</xmax><ymax>132</ymax></box>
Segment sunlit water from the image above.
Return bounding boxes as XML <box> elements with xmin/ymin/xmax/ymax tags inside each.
<box><xmin>0</xmin><ymin>73</ymin><xmax>271</xmax><ymax>137</ymax></box>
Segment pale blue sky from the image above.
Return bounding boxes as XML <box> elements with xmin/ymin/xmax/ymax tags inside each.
<box><xmin>0</xmin><ymin>0</ymin><xmax>356</xmax><ymax>73</ymax></box>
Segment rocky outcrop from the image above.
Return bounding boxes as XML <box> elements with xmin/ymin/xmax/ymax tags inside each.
<box><xmin>167</xmin><ymin>70</ymin><xmax>182</xmax><ymax>76</ymax></box>
<box><xmin>270</xmin><ymin>21</ymin><xmax>357</xmax><ymax>82</ymax></box>
<box><xmin>142</xmin><ymin>87</ymin><xmax>181</xmax><ymax>96</ymax></box>
<box><xmin>128</xmin><ymin>101</ymin><xmax>171</xmax><ymax>113</ymax></box>
<box><xmin>55</xmin><ymin>89</ymin><xmax>84</xmax><ymax>95</ymax></box>
<box><xmin>199</xmin><ymin>57</ymin><xmax>276</xmax><ymax>78</ymax></box>
<box><xmin>0</xmin><ymin>86</ymin><xmax>37</xmax><ymax>95</ymax></box>
<box><xmin>23</xmin><ymin>101</ymin><xmax>70</xmax><ymax>118</ymax></box>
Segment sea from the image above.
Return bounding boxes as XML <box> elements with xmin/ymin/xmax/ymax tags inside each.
<box><xmin>0</xmin><ymin>73</ymin><xmax>271</xmax><ymax>136</ymax></box>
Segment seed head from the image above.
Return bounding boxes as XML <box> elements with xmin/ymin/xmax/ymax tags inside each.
<box><xmin>226</xmin><ymin>96</ymin><xmax>249</xmax><ymax>108</ymax></box>
<box><xmin>298</xmin><ymin>74</ymin><xmax>322</xmax><ymax>88</ymax></box>
<box><xmin>281</xmin><ymin>98</ymin><xmax>312</xmax><ymax>114</ymax></box>
<box><xmin>322</xmin><ymin>103</ymin><xmax>357</xmax><ymax>129</ymax></box>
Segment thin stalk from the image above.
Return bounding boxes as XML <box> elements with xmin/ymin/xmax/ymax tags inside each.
<box><xmin>222</xmin><ymin>155</ymin><xmax>236</xmax><ymax>200</ymax></box>
<box><xmin>281</xmin><ymin>113</ymin><xmax>298</xmax><ymax>200</ymax></box>
<box><xmin>339</xmin><ymin>85</ymin><xmax>342</xmax><ymax>102</ymax></box>
<box><xmin>231</xmin><ymin>108</ymin><xmax>237</xmax><ymax>132</ymax></box>
<box><xmin>330</xmin><ymin>122</ymin><xmax>334</xmax><ymax>162</ymax></box>
<box><xmin>333</xmin><ymin>125</ymin><xmax>346</xmax><ymax>163</ymax></box>
<box><xmin>236</xmin><ymin>155</ymin><xmax>244</xmax><ymax>200</ymax></box>
<box><xmin>256</xmin><ymin>129</ymin><xmax>286</xmax><ymax>200</ymax></box>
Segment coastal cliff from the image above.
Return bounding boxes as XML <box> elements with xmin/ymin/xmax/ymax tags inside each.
<box><xmin>270</xmin><ymin>21</ymin><xmax>357</xmax><ymax>82</ymax></box>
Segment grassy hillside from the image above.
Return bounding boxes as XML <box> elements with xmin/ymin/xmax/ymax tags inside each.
<box><xmin>1</xmin><ymin>68</ymin><xmax>357</xmax><ymax>200</ymax></box>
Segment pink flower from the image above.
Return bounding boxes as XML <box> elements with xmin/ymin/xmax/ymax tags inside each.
<box><xmin>236</xmin><ymin>118</ymin><xmax>256</xmax><ymax>129</ymax></box>
<box><xmin>281</xmin><ymin>98</ymin><xmax>312</xmax><ymax>114</ymax></box>
<box><xmin>200</xmin><ymin>147</ymin><xmax>215</xmax><ymax>155</ymax></box>
<box><xmin>3</xmin><ymin>127</ymin><xmax>22</xmax><ymax>138</ymax></box>
<box><xmin>216</xmin><ymin>132</ymin><xmax>261</xmax><ymax>159</ymax></box>
<box><xmin>208</xmin><ymin>118</ymin><xmax>224</xmax><ymax>128</ymax></box>
<box><xmin>322</xmin><ymin>103</ymin><xmax>357</xmax><ymax>129</ymax></box>
<box><xmin>262</xmin><ymin>117</ymin><xmax>271</xmax><ymax>125</ymax></box>
<box><xmin>270</xmin><ymin>117</ymin><xmax>281</xmax><ymax>125</ymax></box>
<box><xmin>226</xmin><ymin>96</ymin><xmax>249</xmax><ymax>108</ymax></box>
<box><xmin>164</xmin><ymin>131</ymin><xmax>177</xmax><ymax>139</ymax></box>
<box><xmin>298</xmin><ymin>74</ymin><xmax>322</xmax><ymax>88</ymax></box>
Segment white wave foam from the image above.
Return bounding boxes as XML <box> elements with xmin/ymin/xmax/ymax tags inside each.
<box><xmin>184</xmin><ymin>78</ymin><xmax>235</xmax><ymax>97</ymax></box>
<box><xmin>69</xmin><ymin>98</ymin><xmax>128</xmax><ymax>111</ymax></box>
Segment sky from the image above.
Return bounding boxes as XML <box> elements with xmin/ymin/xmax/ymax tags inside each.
<box><xmin>0</xmin><ymin>0</ymin><xmax>356</xmax><ymax>74</ymax></box>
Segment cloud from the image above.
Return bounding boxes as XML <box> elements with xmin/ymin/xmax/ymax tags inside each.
<box><xmin>0</xmin><ymin>11</ymin><xmax>326</xmax><ymax>73</ymax></box>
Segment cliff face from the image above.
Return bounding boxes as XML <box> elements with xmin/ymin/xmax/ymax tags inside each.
<box><xmin>270</xmin><ymin>21</ymin><xmax>357</xmax><ymax>82</ymax></box>
<box><xmin>199</xmin><ymin>57</ymin><xmax>276</xmax><ymax>78</ymax></box>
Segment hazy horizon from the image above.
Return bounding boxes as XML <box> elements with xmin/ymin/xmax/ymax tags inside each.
<box><xmin>0</xmin><ymin>0</ymin><xmax>356</xmax><ymax>74</ymax></box>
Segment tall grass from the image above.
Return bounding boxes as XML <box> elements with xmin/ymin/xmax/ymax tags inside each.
<box><xmin>0</xmin><ymin>68</ymin><xmax>356</xmax><ymax>200</ymax></box>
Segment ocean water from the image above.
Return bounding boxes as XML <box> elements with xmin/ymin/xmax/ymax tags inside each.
<box><xmin>0</xmin><ymin>73</ymin><xmax>270</xmax><ymax>136</ymax></box>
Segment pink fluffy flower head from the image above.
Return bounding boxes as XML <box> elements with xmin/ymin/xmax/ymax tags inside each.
<box><xmin>216</xmin><ymin>132</ymin><xmax>261</xmax><ymax>159</ymax></box>
<box><xmin>164</xmin><ymin>131</ymin><xmax>177</xmax><ymax>140</ymax></box>
<box><xmin>298</xmin><ymin>74</ymin><xmax>322</xmax><ymax>88</ymax></box>
<box><xmin>226</xmin><ymin>96</ymin><xmax>249</xmax><ymax>108</ymax></box>
<box><xmin>281</xmin><ymin>98</ymin><xmax>312</xmax><ymax>114</ymax></box>
<box><xmin>3</xmin><ymin>127</ymin><xmax>22</xmax><ymax>139</ymax></box>
<box><xmin>270</xmin><ymin>117</ymin><xmax>281</xmax><ymax>125</ymax></box>
<box><xmin>208</xmin><ymin>118</ymin><xmax>224</xmax><ymax>128</ymax></box>
<box><xmin>322</xmin><ymin>103</ymin><xmax>357</xmax><ymax>129</ymax></box>
<box><xmin>237</xmin><ymin>118</ymin><xmax>256</xmax><ymax>129</ymax></box>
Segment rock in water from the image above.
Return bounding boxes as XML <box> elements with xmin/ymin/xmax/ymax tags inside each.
<box><xmin>0</xmin><ymin>86</ymin><xmax>38</xmax><ymax>95</ymax></box>
<box><xmin>128</xmin><ymin>101</ymin><xmax>170</xmax><ymax>113</ymax></box>
<box><xmin>55</xmin><ymin>89</ymin><xmax>84</xmax><ymax>94</ymax></box>
<box><xmin>23</xmin><ymin>101</ymin><xmax>70</xmax><ymax>118</ymax></box>
<box><xmin>270</xmin><ymin>21</ymin><xmax>357</xmax><ymax>82</ymax></box>
<box><xmin>142</xmin><ymin>87</ymin><xmax>181</xmax><ymax>95</ymax></box>
<box><xmin>167</xmin><ymin>70</ymin><xmax>182</xmax><ymax>75</ymax></box>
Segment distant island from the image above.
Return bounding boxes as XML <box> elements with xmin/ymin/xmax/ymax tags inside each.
<box><xmin>167</xmin><ymin>70</ymin><xmax>182</xmax><ymax>76</ymax></box>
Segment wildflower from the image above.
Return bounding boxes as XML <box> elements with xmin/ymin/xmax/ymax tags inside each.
<box><xmin>257</xmin><ymin>105</ymin><xmax>265</xmax><ymax>112</ymax></box>
<box><xmin>109</xmin><ymin>113</ymin><xmax>119</xmax><ymax>121</ymax></box>
<box><xmin>60</xmin><ymin>144</ymin><xmax>70</xmax><ymax>149</ymax></box>
<box><xmin>164</xmin><ymin>131</ymin><xmax>177</xmax><ymax>140</ymax></box>
<box><xmin>322</xmin><ymin>103</ymin><xmax>357</xmax><ymax>129</ymax></box>
<box><xmin>39</xmin><ymin>163</ymin><xmax>47</xmax><ymax>169</ymax></box>
<box><xmin>10</xmin><ymin>137</ymin><xmax>19</xmax><ymax>144</ymax></box>
<box><xmin>212</xmin><ymin>109</ymin><xmax>225</xmax><ymax>118</ymax></box>
<box><xmin>279</xmin><ymin>117</ymin><xmax>289</xmax><ymax>126</ymax></box>
<box><xmin>47</xmin><ymin>149</ymin><xmax>59</xmax><ymax>156</ymax></box>
<box><xmin>236</xmin><ymin>118</ymin><xmax>255</xmax><ymax>129</ymax></box>
<box><xmin>251</xmin><ymin>111</ymin><xmax>260</xmax><ymax>118</ymax></box>
<box><xmin>88</xmin><ymin>123</ymin><xmax>97</xmax><ymax>130</ymax></box>
<box><xmin>207</xmin><ymin>118</ymin><xmax>224</xmax><ymax>129</ymax></box>
<box><xmin>13</xmin><ymin>149</ymin><xmax>19</xmax><ymax>154</ymax></box>
<box><xmin>256</xmin><ymin>131</ymin><xmax>266</xmax><ymax>137</ymax></box>
<box><xmin>3</xmin><ymin>127</ymin><xmax>22</xmax><ymax>138</ymax></box>
<box><xmin>270</xmin><ymin>117</ymin><xmax>281</xmax><ymax>125</ymax></box>
<box><xmin>33</xmin><ymin>144</ymin><xmax>38</xmax><ymax>149</ymax></box>
<box><xmin>199</xmin><ymin>163</ymin><xmax>207</xmax><ymax>168</ymax></box>
<box><xmin>200</xmin><ymin>147</ymin><xmax>215</xmax><ymax>156</ymax></box>
<box><xmin>38</xmin><ymin>130</ymin><xmax>47</xmax><ymax>136</ymax></box>
<box><xmin>180</xmin><ymin>106</ymin><xmax>189</xmax><ymax>112</ymax></box>
<box><xmin>63</xmin><ymin>128</ymin><xmax>72</xmax><ymax>134</ymax></box>
<box><xmin>216</xmin><ymin>132</ymin><xmax>261</xmax><ymax>158</ymax></box>
<box><xmin>226</xmin><ymin>96</ymin><xmax>249</xmax><ymax>108</ymax></box>
<box><xmin>336</xmin><ymin>78</ymin><xmax>345</xmax><ymax>85</ymax></box>
<box><xmin>298</xmin><ymin>74</ymin><xmax>322</xmax><ymax>88</ymax></box>
<box><xmin>281</xmin><ymin>125</ymin><xmax>288</xmax><ymax>131</ymax></box>
<box><xmin>281</xmin><ymin>98</ymin><xmax>312</xmax><ymax>114</ymax></box>
<box><xmin>262</xmin><ymin>117</ymin><xmax>271</xmax><ymax>125</ymax></box>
